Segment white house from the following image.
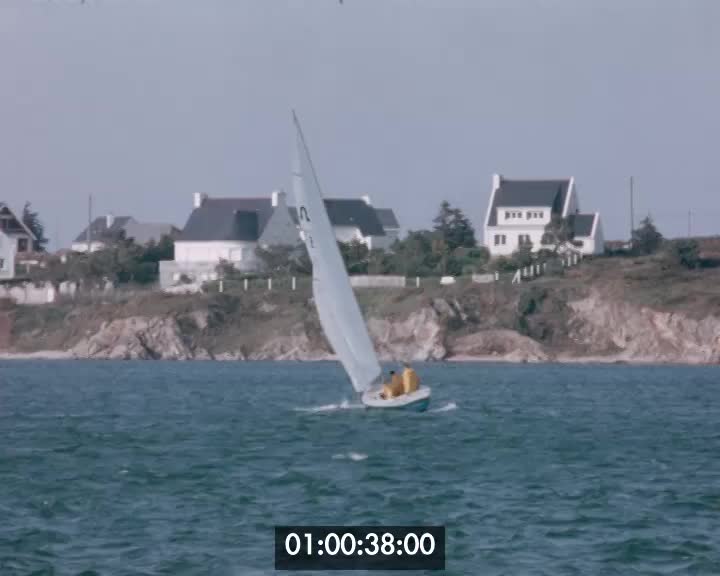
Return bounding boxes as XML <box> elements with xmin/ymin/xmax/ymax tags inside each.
<box><xmin>483</xmin><ymin>174</ymin><xmax>604</xmax><ymax>256</ymax></box>
<box><xmin>72</xmin><ymin>214</ymin><xmax>177</xmax><ymax>252</ymax></box>
<box><xmin>0</xmin><ymin>230</ymin><xmax>16</xmax><ymax>281</ymax></box>
<box><xmin>0</xmin><ymin>202</ymin><xmax>36</xmax><ymax>257</ymax></box>
<box><xmin>160</xmin><ymin>191</ymin><xmax>398</xmax><ymax>288</ymax></box>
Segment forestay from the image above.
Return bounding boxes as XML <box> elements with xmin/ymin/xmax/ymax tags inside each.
<box><xmin>291</xmin><ymin>113</ymin><xmax>382</xmax><ymax>393</ymax></box>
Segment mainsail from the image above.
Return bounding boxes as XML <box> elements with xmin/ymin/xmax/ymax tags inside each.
<box><xmin>292</xmin><ymin>112</ymin><xmax>382</xmax><ymax>393</ymax></box>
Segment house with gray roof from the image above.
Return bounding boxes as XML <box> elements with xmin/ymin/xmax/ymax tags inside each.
<box><xmin>483</xmin><ymin>174</ymin><xmax>604</xmax><ymax>256</ymax></box>
<box><xmin>72</xmin><ymin>214</ymin><xmax>178</xmax><ymax>252</ymax></box>
<box><xmin>0</xmin><ymin>203</ymin><xmax>36</xmax><ymax>255</ymax></box>
<box><xmin>160</xmin><ymin>191</ymin><xmax>398</xmax><ymax>288</ymax></box>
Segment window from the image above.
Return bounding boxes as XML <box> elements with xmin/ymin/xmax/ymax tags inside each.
<box><xmin>17</xmin><ymin>238</ymin><xmax>28</xmax><ymax>252</ymax></box>
<box><xmin>526</xmin><ymin>211</ymin><xmax>532</xmax><ymax>219</ymax></box>
<box><xmin>505</xmin><ymin>211</ymin><xmax>510</xmax><ymax>219</ymax></box>
<box><xmin>541</xmin><ymin>233</ymin><xmax>554</xmax><ymax>245</ymax></box>
<box><xmin>538</xmin><ymin>211</ymin><xmax>544</xmax><ymax>219</ymax></box>
<box><xmin>0</xmin><ymin>258</ymin><xmax>4</xmax><ymax>270</ymax></box>
<box><xmin>494</xmin><ymin>234</ymin><xmax>507</xmax><ymax>246</ymax></box>
<box><xmin>519</xmin><ymin>234</ymin><xmax>532</xmax><ymax>246</ymax></box>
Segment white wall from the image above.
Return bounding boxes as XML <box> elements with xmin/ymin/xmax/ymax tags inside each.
<box><xmin>175</xmin><ymin>240</ymin><xmax>258</xmax><ymax>264</ymax></box>
<box><xmin>485</xmin><ymin>227</ymin><xmax>550</xmax><ymax>256</ymax></box>
<box><xmin>333</xmin><ymin>226</ymin><xmax>364</xmax><ymax>244</ymax></box>
<box><xmin>71</xmin><ymin>241</ymin><xmax>107</xmax><ymax>253</ymax></box>
<box><xmin>496</xmin><ymin>206</ymin><xmax>552</xmax><ymax>227</ymax></box>
<box><xmin>0</xmin><ymin>231</ymin><xmax>16</xmax><ymax>280</ymax></box>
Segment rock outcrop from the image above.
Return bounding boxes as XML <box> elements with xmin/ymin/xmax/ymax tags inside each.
<box><xmin>565</xmin><ymin>293</ymin><xmax>720</xmax><ymax>363</ymax></box>
<box><xmin>71</xmin><ymin>316</ymin><xmax>206</xmax><ymax>360</ymax></box>
<box><xmin>247</xmin><ymin>323</ymin><xmax>333</xmax><ymax>361</ymax></box>
<box><xmin>448</xmin><ymin>329</ymin><xmax>549</xmax><ymax>362</ymax></box>
<box><xmin>367</xmin><ymin>307</ymin><xmax>447</xmax><ymax>361</ymax></box>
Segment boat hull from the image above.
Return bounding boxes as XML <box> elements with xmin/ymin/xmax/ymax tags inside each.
<box><xmin>361</xmin><ymin>386</ymin><xmax>432</xmax><ymax>412</ymax></box>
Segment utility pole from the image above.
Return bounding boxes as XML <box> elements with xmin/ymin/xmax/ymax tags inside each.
<box><xmin>87</xmin><ymin>194</ymin><xmax>92</xmax><ymax>253</ymax></box>
<box><xmin>629</xmin><ymin>176</ymin><xmax>635</xmax><ymax>240</ymax></box>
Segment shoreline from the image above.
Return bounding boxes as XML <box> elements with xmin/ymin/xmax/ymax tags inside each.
<box><xmin>1</xmin><ymin>350</ymin><xmax>717</xmax><ymax>366</ymax></box>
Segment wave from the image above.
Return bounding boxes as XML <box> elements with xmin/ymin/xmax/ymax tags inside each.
<box><xmin>431</xmin><ymin>402</ymin><xmax>458</xmax><ymax>413</ymax></box>
<box><xmin>332</xmin><ymin>452</ymin><xmax>368</xmax><ymax>461</ymax></box>
<box><xmin>293</xmin><ymin>399</ymin><xmax>364</xmax><ymax>413</ymax></box>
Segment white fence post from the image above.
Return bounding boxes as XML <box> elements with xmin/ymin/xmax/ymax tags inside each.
<box><xmin>219</xmin><ymin>280</ymin><xmax>224</xmax><ymax>293</ymax></box>
<box><xmin>292</xmin><ymin>276</ymin><xmax>296</xmax><ymax>291</ymax></box>
<box><xmin>268</xmin><ymin>278</ymin><xmax>272</xmax><ymax>291</ymax></box>
<box><xmin>244</xmin><ymin>278</ymin><xmax>248</xmax><ymax>291</ymax></box>
<box><xmin>416</xmin><ymin>276</ymin><xmax>420</xmax><ymax>288</ymax></box>
<box><xmin>494</xmin><ymin>271</ymin><xmax>499</xmax><ymax>281</ymax></box>
<box><xmin>512</xmin><ymin>269</ymin><xmax>522</xmax><ymax>284</ymax></box>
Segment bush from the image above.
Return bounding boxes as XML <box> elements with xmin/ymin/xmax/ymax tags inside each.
<box><xmin>667</xmin><ymin>239</ymin><xmax>700</xmax><ymax>269</ymax></box>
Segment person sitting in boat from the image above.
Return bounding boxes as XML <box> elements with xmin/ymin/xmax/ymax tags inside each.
<box><xmin>402</xmin><ymin>362</ymin><xmax>419</xmax><ymax>395</ymax></box>
<box><xmin>381</xmin><ymin>370</ymin><xmax>404</xmax><ymax>399</ymax></box>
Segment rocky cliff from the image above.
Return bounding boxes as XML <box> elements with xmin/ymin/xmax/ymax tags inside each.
<box><xmin>4</xmin><ymin>258</ymin><xmax>720</xmax><ymax>364</ymax></box>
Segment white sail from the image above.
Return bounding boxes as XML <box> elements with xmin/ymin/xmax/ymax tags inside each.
<box><xmin>292</xmin><ymin>112</ymin><xmax>382</xmax><ymax>393</ymax></box>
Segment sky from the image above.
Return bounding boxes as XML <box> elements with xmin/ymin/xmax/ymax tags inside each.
<box><xmin>1</xmin><ymin>0</ymin><xmax>718</xmax><ymax>249</ymax></box>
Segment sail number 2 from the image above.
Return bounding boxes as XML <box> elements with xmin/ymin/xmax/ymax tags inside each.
<box><xmin>275</xmin><ymin>525</ymin><xmax>445</xmax><ymax>570</ymax></box>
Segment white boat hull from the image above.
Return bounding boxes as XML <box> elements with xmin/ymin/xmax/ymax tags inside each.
<box><xmin>361</xmin><ymin>386</ymin><xmax>432</xmax><ymax>412</ymax></box>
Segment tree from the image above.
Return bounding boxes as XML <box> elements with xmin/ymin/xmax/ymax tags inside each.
<box><xmin>432</xmin><ymin>201</ymin><xmax>477</xmax><ymax>252</ymax></box>
<box><xmin>543</xmin><ymin>215</ymin><xmax>573</xmax><ymax>252</ymax></box>
<box><xmin>338</xmin><ymin>239</ymin><xmax>369</xmax><ymax>274</ymax></box>
<box><xmin>387</xmin><ymin>230</ymin><xmax>438</xmax><ymax>276</ymax></box>
<box><xmin>668</xmin><ymin>239</ymin><xmax>700</xmax><ymax>269</ymax></box>
<box><xmin>22</xmin><ymin>202</ymin><xmax>49</xmax><ymax>252</ymax></box>
<box><xmin>632</xmin><ymin>216</ymin><xmax>663</xmax><ymax>255</ymax></box>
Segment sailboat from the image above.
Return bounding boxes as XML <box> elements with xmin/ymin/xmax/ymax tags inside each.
<box><xmin>291</xmin><ymin>112</ymin><xmax>431</xmax><ymax>412</ymax></box>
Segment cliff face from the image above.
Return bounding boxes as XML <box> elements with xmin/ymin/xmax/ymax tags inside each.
<box><xmin>564</xmin><ymin>292</ymin><xmax>720</xmax><ymax>363</ymax></box>
<box><xmin>5</xmin><ymin>261</ymin><xmax>720</xmax><ymax>365</ymax></box>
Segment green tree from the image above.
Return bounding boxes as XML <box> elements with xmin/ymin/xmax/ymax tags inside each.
<box><xmin>543</xmin><ymin>215</ymin><xmax>573</xmax><ymax>252</ymax></box>
<box><xmin>632</xmin><ymin>216</ymin><xmax>663</xmax><ymax>255</ymax></box>
<box><xmin>432</xmin><ymin>201</ymin><xmax>476</xmax><ymax>252</ymax></box>
<box><xmin>387</xmin><ymin>230</ymin><xmax>438</xmax><ymax>276</ymax></box>
<box><xmin>668</xmin><ymin>238</ymin><xmax>700</xmax><ymax>269</ymax></box>
<box><xmin>22</xmin><ymin>202</ymin><xmax>49</xmax><ymax>252</ymax></box>
<box><xmin>511</xmin><ymin>244</ymin><xmax>534</xmax><ymax>268</ymax></box>
<box><xmin>339</xmin><ymin>239</ymin><xmax>369</xmax><ymax>274</ymax></box>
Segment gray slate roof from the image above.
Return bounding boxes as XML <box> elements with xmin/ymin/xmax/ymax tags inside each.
<box><xmin>568</xmin><ymin>213</ymin><xmax>596</xmax><ymax>237</ymax></box>
<box><xmin>290</xmin><ymin>199</ymin><xmax>386</xmax><ymax>237</ymax></box>
<box><xmin>123</xmin><ymin>222</ymin><xmax>178</xmax><ymax>245</ymax></box>
<box><xmin>73</xmin><ymin>216</ymin><xmax>133</xmax><ymax>243</ymax></box>
<box><xmin>179</xmin><ymin>198</ymin><xmax>273</xmax><ymax>242</ymax></box>
<box><xmin>488</xmin><ymin>179</ymin><xmax>570</xmax><ymax>226</ymax></box>
<box><xmin>375</xmin><ymin>208</ymin><xmax>400</xmax><ymax>229</ymax></box>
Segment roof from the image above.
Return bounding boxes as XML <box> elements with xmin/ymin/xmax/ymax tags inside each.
<box><xmin>568</xmin><ymin>213</ymin><xmax>595</xmax><ymax>237</ymax></box>
<box><xmin>73</xmin><ymin>216</ymin><xmax>133</xmax><ymax>243</ymax></box>
<box><xmin>289</xmin><ymin>199</ymin><xmax>386</xmax><ymax>237</ymax></box>
<box><xmin>0</xmin><ymin>203</ymin><xmax>37</xmax><ymax>240</ymax></box>
<box><xmin>123</xmin><ymin>222</ymin><xmax>178</xmax><ymax>245</ymax></box>
<box><xmin>375</xmin><ymin>208</ymin><xmax>400</xmax><ymax>230</ymax></box>
<box><xmin>488</xmin><ymin>179</ymin><xmax>570</xmax><ymax>226</ymax></box>
<box><xmin>179</xmin><ymin>198</ymin><xmax>271</xmax><ymax>242</ymax></box>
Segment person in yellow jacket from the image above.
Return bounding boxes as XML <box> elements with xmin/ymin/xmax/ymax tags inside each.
<box><xmin>381</xmin><ymin>370</ymin><xmax>404</xmax><ymax>399</ymax></box>
<box><xmin>402</xmin><ymin>362</ymin><xmax>419</xmax><ymax>394</ymax></box>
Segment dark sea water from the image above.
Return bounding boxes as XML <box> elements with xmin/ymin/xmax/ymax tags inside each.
<box><xmin>1</xmin><ymin>361</ymin><xmax>719</xmax><ymax>575</ymax></box>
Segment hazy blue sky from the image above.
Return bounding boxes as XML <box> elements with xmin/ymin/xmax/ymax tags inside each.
<box><xmin>2</xmin><ymin>0</ymin><xmax>718</xmax><ymax>248</ymax></box>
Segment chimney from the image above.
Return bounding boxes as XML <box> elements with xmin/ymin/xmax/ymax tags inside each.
<box><xmin>361</xmin><ymin>194</ymin><xmax>372</xmax><ymax>206</ymax></box>
<box><xmin>492</xmin><ymin>173</ymin><xmax>502</xmax><ymax>191</ymax></box>
<box><xmin>193</xmin><ymin>192</ymin><xmax>207</xmax><ymax>209</ymax></box>
<box><xmin>106</xmin><ymin>213</ymin><xmax>115</xmax><ymax>228</ymax></box>
<box><xmin>271</xmin><ymin>189</ymin><xmax>286</xmax><ymax>207</ymax></box>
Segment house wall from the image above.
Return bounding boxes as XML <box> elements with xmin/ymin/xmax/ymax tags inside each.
<box><xmin>334</xmin><ymin>226</ymin><xmax>364</xmax><ymax>244</ymax></box>
<box><xmin>71</xmin><ymin>241</ymin><xmax>107</xmax><ymax>253</ymax></box>
<box><xmin>175</xmin><ymin>240</ymin><xmax>258</xmax><ymax>266</ymax></box>
<box><xmin>159</xmin><ymin>261</ymin><xmax>221</xmax><ymax>289</ymax></box>
<box><xmin>0</xmin><ymin>231</ymin><xmax>16</xmax><ymax>280</ymax></box>
<box><xmin>485</xmin><ymin>226</ymin><xmax>551</xmax><ymax>256</ymax></box>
